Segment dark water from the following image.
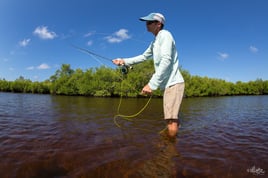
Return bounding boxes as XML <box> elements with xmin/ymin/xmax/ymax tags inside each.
<box><xmin>0</xmin><ymin>92</ymin><xmax>267</xmax><ymax>178</ymax></box>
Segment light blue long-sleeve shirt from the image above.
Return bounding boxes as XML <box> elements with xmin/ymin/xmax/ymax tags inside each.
<box><xmin>124</xmin><ymin>29</ymin><xmax>184</xmax><ymax>90</ymax></box>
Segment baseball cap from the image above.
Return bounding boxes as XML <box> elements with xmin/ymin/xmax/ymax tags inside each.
<box><xmin>139</xmin><ymin>13</ymin><xmax>165</xmax><ymax>25</ymax></box>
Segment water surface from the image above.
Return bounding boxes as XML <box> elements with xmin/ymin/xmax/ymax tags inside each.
<box><xmin>0</xmin><ymin>93</ymin><xmax>267</xmax><ymax>177</ymax></box>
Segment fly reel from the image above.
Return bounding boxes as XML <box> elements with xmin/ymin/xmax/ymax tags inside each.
<box><xmin>120</xmin><ymin>65</ymin><xmax>133</xmax><ymax>75</ymax></box>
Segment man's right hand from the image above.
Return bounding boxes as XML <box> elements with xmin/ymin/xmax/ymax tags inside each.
<box><xmin>112</xmin><ymin>58</ymin><xmax>125</xmax><ymax>66</ymax></box>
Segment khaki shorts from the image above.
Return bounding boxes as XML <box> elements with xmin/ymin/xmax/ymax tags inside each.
<box><xmin>163</xmin><ymin>83</ymin><xmax>185</xmax><ymax>120</ymax></box>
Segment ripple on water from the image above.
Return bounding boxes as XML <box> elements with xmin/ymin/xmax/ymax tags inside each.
<box><xmin>0</xmin><ymin>93</ymin><xmax>267</xmax><ymax>177</ymax></box>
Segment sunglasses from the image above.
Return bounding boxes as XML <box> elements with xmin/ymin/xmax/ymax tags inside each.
<box><xmin>146</xmin><ymin>21</ymin><xmax>158</xmax><ymax>25</ymax></box>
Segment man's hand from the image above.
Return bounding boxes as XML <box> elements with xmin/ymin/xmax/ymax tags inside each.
<box><xmin>112</xmin><ymin>58</ymin><xmax>125</xmax><ymax>66</ymax></box>
<box><xmin>141</xmin><ymin>84</ymin><xmax>152</xmax><ymax>95</ymax></box>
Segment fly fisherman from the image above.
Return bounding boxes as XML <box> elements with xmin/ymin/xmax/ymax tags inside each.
<box><xmin>113</xmin><ymin>12</ymin><xmax>185</xmax><ymax>138</ymax></box>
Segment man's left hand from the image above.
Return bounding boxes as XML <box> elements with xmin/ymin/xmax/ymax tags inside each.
<box><xmin>141</xmin><ymin>84</ymin><xmax>152</xmax><ymax>95</ymax></box>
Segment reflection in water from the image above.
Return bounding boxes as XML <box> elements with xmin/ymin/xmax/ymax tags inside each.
<box><xmin>133</xmin><ymin>137</ymin><xmax>179</xmax><ymax>178</ymax></box>
<box><xmin>0</xmin><ymin>93</ymin><xmax>267</xmax><ymax>177</ymax></box>
<box><xmin>83</xmin><ymin>134</ymin><xmax>180</xmax><ymax>178</ymax></box>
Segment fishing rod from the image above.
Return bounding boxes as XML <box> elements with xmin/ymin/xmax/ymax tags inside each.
<box><xmin>72</xmin><ymin>44</ymin><xmax>156</xmax><ymax>132</ymax></box>
<box><xmin>72</xmin><ymin>44</ymin><xmax>131</xmax><ymax>75</ymax></box>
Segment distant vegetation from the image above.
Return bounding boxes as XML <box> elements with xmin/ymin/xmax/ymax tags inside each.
<box><xmin>1</xmin><ymin>61</ymin><xmax>268</xmax><ymax>97</ymax></box>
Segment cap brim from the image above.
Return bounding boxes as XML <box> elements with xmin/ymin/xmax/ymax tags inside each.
<box><xmin>139</xmin><ymin>16</ymin><xmax>155</xmax><ymax>21</ymax></box>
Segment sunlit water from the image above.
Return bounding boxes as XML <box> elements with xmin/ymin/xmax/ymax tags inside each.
<box><xmin>0</xmin><ymin>92</ymin><xmax>267</xmax><ymax>178</ymax></box>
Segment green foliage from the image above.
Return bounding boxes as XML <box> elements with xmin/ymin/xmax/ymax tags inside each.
<box><xmin>0</xmin><ymin>76</ymin><xmax>49</xmax><ymax>94</ymax></box>
<box><xmin>0</xmin><ymin>79</ymin><xmax>11</xmax><ymax>92</ymax></box>
<box><xmin>0</xmin><ymin>62</ymin><xmax>267</xmax><ymax>97</ymax></box>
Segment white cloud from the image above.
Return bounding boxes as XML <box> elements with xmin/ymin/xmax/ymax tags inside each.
<box><xmin>37</xmin><ymin>63</ymin><xmax>50</xmax><ymax>69</ymax></box>
<box><xmin>33</xmin><ymin>26</ymin><xmax>57</xmax><ymax>40</ymax></box>
<box><xmin>19</xmin><ymin>38</ymin><xmax>31</xmax><ymax>47</ymax></box>
<box><xmin>115</xmin><ymin>29</ymin><xmax>131</xmax><ymax>40</ymax></box>
<box><xmin>217</xmin><ymin>52</ymin><xmax>229</xmax><ymax>60</ymax></box>
<box><xmin>105</xmin><ymin>29</ymin><xmax>131</xmax><ymax>43</ymax></box>
<box><xmin>249</xmin><ymin>45</ymin><xmax>258</xmax><ymax>53</ymax></box>
<box><xmin>27</xmin><ymin>63</ymin><xmax>50</xmax><ymax>70</ymax></box>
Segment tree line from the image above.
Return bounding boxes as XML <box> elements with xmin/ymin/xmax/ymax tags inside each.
<box><xmin>1</xmin><ymin>61</ymin><xmax>268</xmax><ymax>97</ymax></box>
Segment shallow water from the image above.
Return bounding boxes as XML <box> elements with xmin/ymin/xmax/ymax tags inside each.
<box><xmin>0</xmin><ymin>93</ymin><xmax>267</xmax><ymax>177</ymax></box>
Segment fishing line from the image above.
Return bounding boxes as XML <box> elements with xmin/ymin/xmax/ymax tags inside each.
<box><xmin>72</xmin><ymin>45</ymin><xmax>154</xmax><ymax>131</ymax></box>
<box><xmin>72</xmin><ymin>44</ymin><xmax>112</xmax><ymax>62</ymax></box>
<box><xmin>113</xmin><ymin>81</ymin><xmax>168</xmax><ymax>134</ymax></box>
<box><xmin>73</xmin><ymin>45</ymin><xmax>168</xmax><ymax>134</ymax></box>
<box><xmin>113</xmin><ymin>81</ymin><xmax>153</xmax><ymax>132</ymax></box>
<box><xmin>88</xmin><ymin>52</ymin><xmax>106</xmax><ymax>66</ymax></box>
<box><xmin>72</xmin><ymin>44</ymin><xmax>131</xmax><ymax>75</ymax></box>
<box><xmin>112</xmin><ymin>76</ymin><xmax>168</xmax><ymax>134</ymax></box>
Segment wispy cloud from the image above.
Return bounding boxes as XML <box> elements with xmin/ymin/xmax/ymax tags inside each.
<box><xmin>105</xmin><ymin>29</ymin><xmax>131</xmax><ymax>43</ymax></box>
<box><xmin>26</xmin><ymin>63</ymin><xmax>50</xmax><ymax>70</ymax></box>
<box><xmin>37</xmin><ymin>63</ymin><xmax>50</xmax><ymax>69</ymax></box>
<box><xmin>3</xmin><ymin>58</ymin><xmax>9</xmax><ymax>62</ymax></box>
<box><xmin>217</xmin><ymin>52</ymin><xmax>229</xmax><ymax>61</ymax></box>
<box><xmin>87</xmin><ymin>40</ymin><xmax>93</xmax><ymax>46</ymax></box>
<box><xmin>33</xmin><ymin>26</ymin><xmax>57</xmax><ymax>40</ymax></box>
<box><xmin>249</xmin><ymin>45</ymin><xmax>258</xmax><ymax>53</ymax></box>
<box><xmin>84</xmin><ymin>31</ymin><xmax>95</xmax><ymax>37</ymax></box>
<box><xmin>19</xmin><ymin>38</ymin><xmax>31</xmax><ymax>47</ymax></box>
<box><xmin>84</xmin><ymin>31</ymin><xmax>95</xmax><ymax>46</ymax></box>
<box><xmin>26</xmin><ymin>66</ymin><xmax>35</xmax><ymax>70</ymax></box>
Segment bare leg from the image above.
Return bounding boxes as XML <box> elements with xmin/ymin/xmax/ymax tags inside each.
<box><xmin>167</xmin><ymin>120</ymin><xmax>178</xmax><ymax>138</ymax></box>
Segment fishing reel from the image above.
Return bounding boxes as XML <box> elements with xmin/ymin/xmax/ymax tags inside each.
<box><xmin>120</xmin><ymin>65</ymin><xmax>133</xmax><ymax>75</ymax></box>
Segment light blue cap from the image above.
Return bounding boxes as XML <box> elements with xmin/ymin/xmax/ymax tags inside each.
<box><xmin>139</xmin><ymin>13</ymin><xmax>165</xmax><ymax>24</ymax></box>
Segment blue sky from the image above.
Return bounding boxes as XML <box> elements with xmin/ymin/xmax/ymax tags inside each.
<box><xmin>0</xmin><ymin>0</ymin><xmax>267</xmax><ymax>82</ymax></box>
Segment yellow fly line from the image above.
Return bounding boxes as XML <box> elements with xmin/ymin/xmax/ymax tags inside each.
<box><xmin>113</xmin><ymin>80</ymin><xmax>167</xmax><ymax>134</ymax></box>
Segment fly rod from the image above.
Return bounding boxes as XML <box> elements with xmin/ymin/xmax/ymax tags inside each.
<box><xmin>72</xmin><ymin>44</ymin><xmax>112</xmax><ymax>62</ymax></box>
<box><xmin>72</xmin><ymin>44</ymin><xmax>131</xmax><ymax>75</ymax></box>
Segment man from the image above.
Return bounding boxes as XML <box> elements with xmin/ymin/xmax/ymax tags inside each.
<box><xmin>113</xmin><ymin>12</ymin><xmax>184</xmax><ymax>138</ymax></box>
